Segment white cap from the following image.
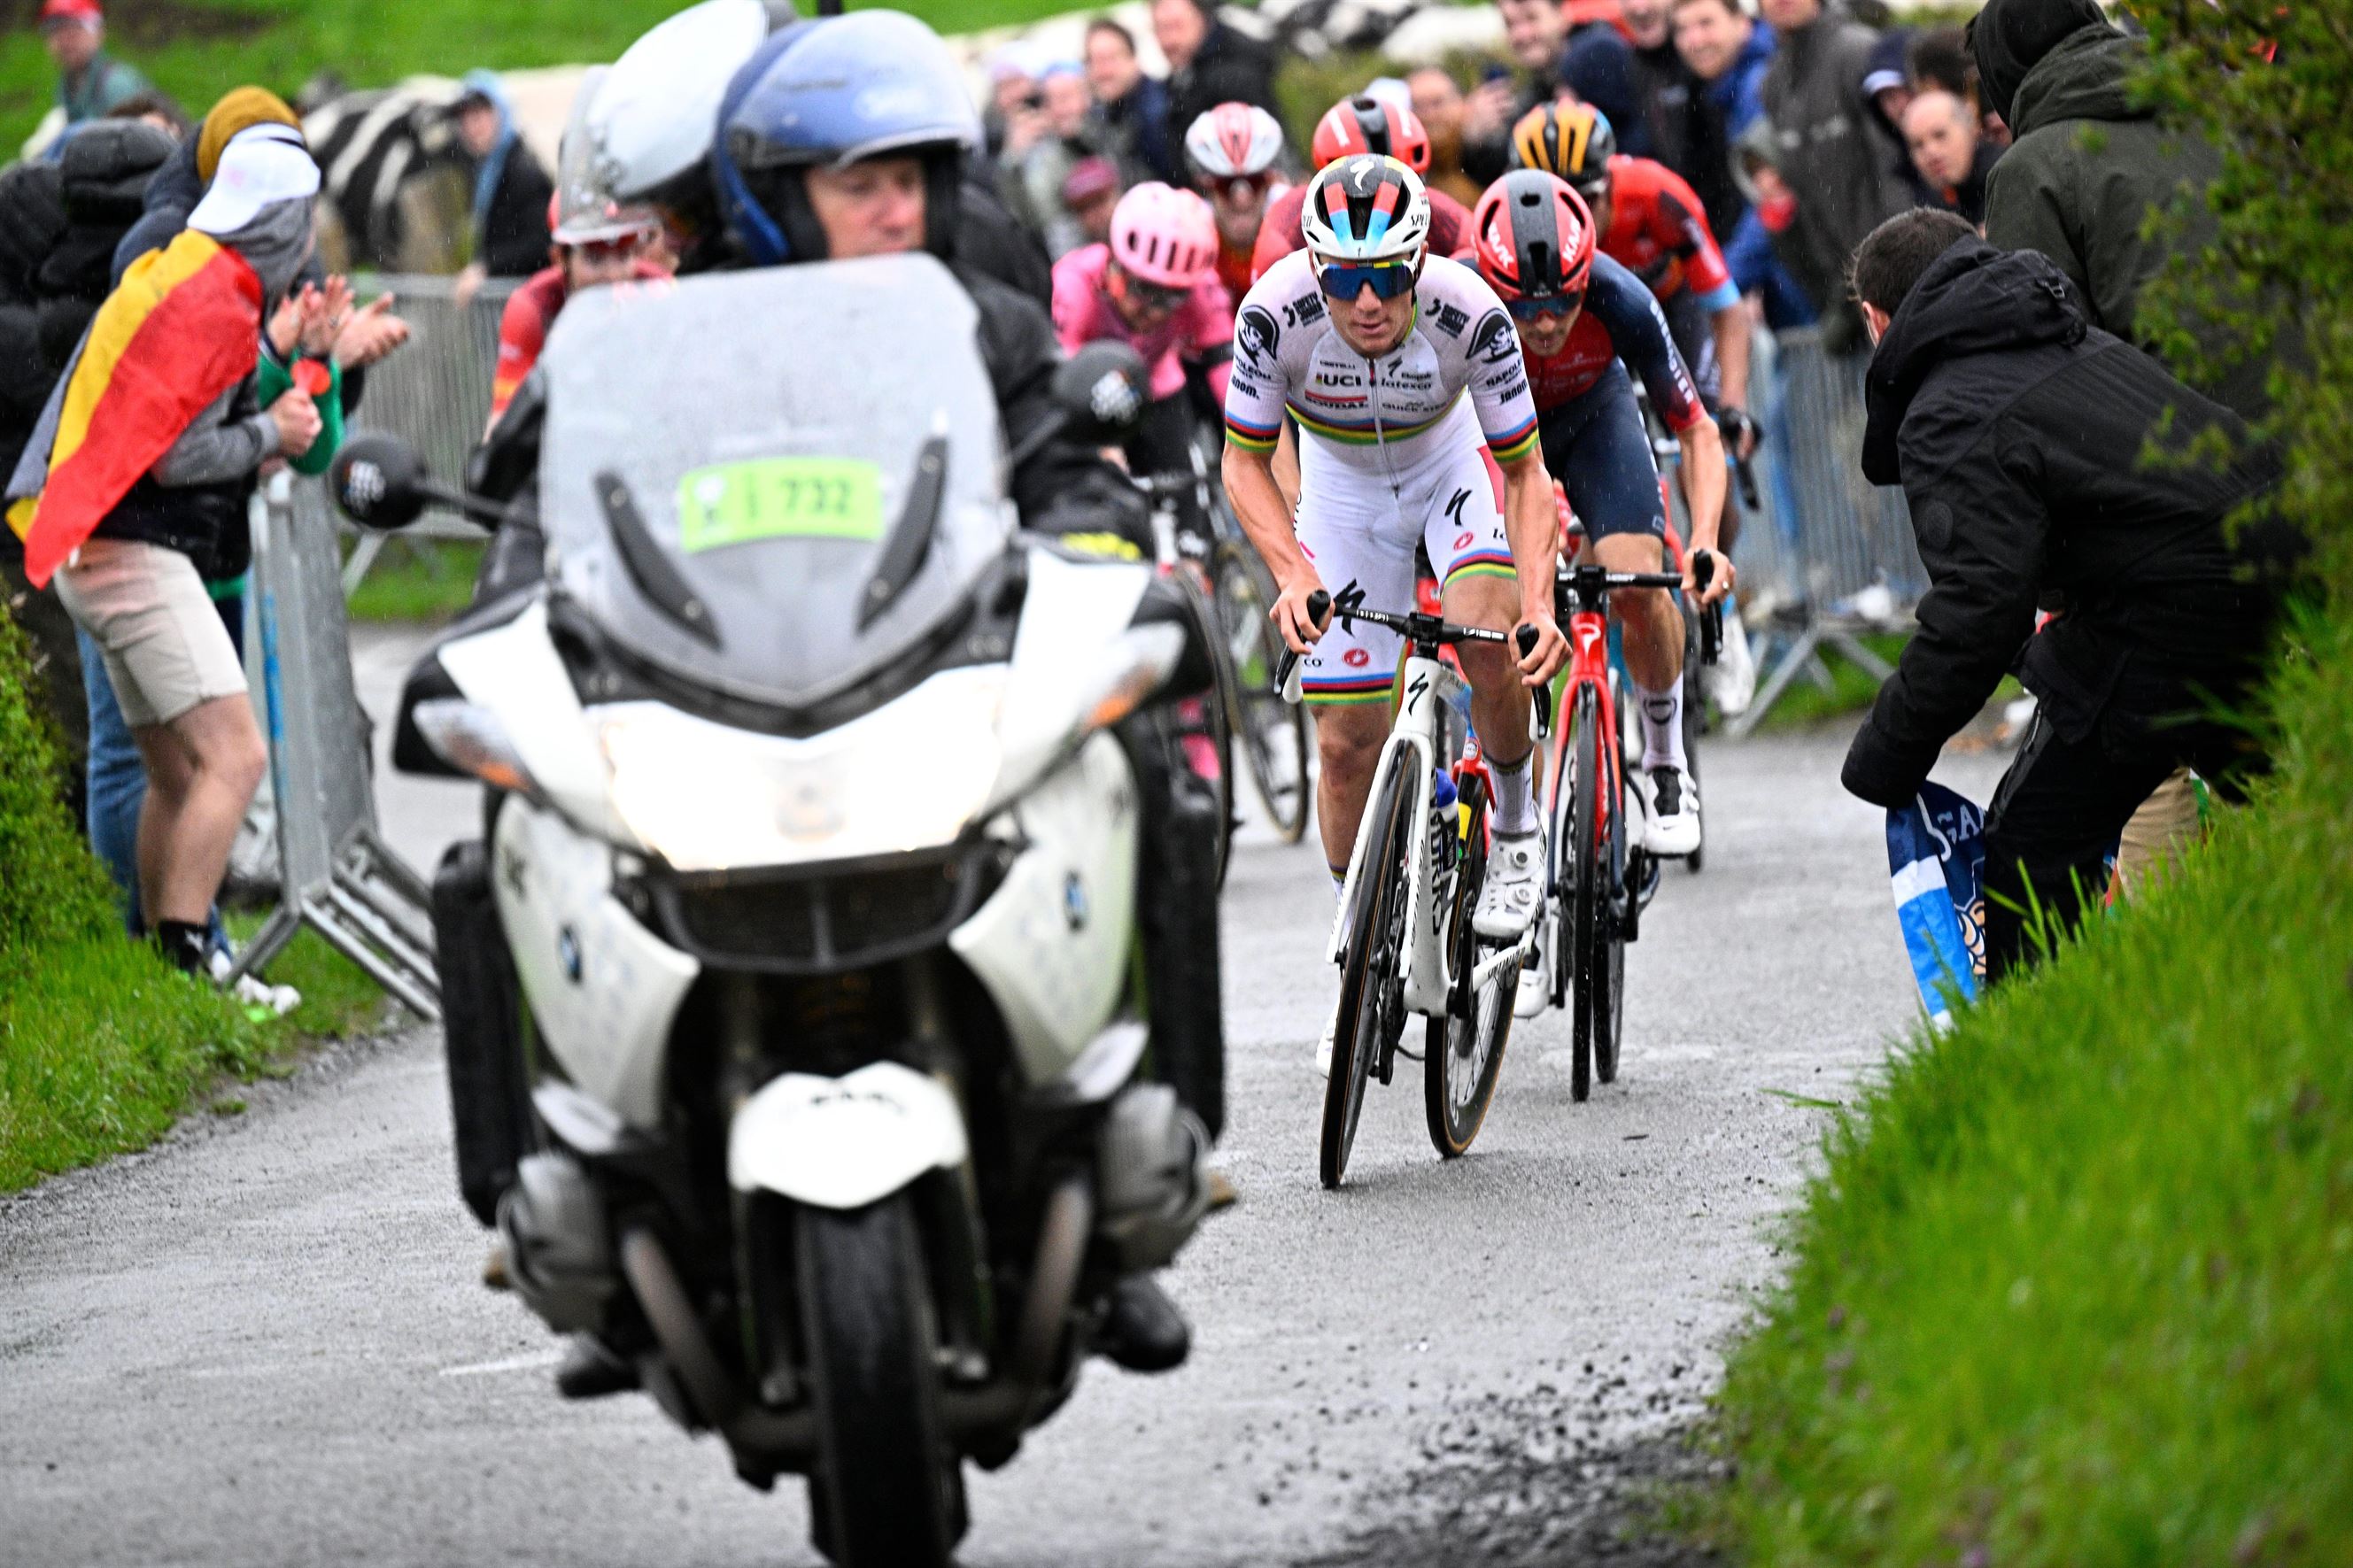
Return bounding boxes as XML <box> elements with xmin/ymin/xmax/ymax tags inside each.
<box><xmin>187</xmin><ymin>123</ymin><xmax>318</xmax><ymax>236</ymax></box>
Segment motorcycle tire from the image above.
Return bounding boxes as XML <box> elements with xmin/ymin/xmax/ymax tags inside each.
<box><xmin>431</xmin><ymin>840</ymin><xmax>534</xmax><ymax>1227</ymax></box>
<box><xmin>797</xmin><ymin>1196</ymin><xmax>963</xmax><ymax>1568</ymax></box>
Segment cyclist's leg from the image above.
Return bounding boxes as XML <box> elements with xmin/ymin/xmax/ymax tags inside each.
<box><xmin>1424</xmin><ymin>444</ymin><xmax>1540</xmax><ymax>831</ymax></box>
<box><xmin>1558</xmin><ymin>369</ymin><xmax>1683</xmax><ymax>711</ymax></box>
<box><xmin>1296</xmin><ymin>474</ymin><xmax>1414</xmax><ymax>884</ymax></box>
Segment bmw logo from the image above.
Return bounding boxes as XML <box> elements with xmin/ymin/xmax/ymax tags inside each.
<box><xmin>1062</xmin><ymin>873</ymin><xmax>1088</xmax><ymax>931</ymax></box>
<box><xmin>558</xmin><ymin>926</ymin><xmax>584</xmax><ymax>984</ymax></box>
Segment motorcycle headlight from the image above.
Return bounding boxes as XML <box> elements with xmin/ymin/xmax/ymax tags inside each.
<box><xmin>596</xmin><ymin>666</ymin><xmax>1007</xmax><ymax>872</ymax></box>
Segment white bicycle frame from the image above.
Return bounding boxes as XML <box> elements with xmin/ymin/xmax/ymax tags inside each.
<box><xmin>1319</xmin><ymin>651</ymin><xmax>1532</xmax><ymax>1019</ymax></box>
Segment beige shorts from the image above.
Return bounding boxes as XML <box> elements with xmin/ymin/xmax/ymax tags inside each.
<box><xmin>52</xmin><ymin>537</ymin><xmax>246</xmax><ymax>729</ymax></box>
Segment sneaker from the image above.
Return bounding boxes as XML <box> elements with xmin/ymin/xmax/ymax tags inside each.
<box><xmin>209</xmin><ymin>948</ymin><xmax>301</xmax><ymax>1016</ymax></box>
<box><xmin>1704</xmin><ymin>610</ymin><xmax>1757</xmax><ymax>717</ymax></box>
<box><xmin>1637</xmin><ymin>764</ymin><xmax>1702</xmax><ymax>857</ymax></box>
<box><xmin>1474</xmin><ymin>827</ymin><xmax>1545</xmax><ymax>940</ymax></box>
<box><xmin>1314</xmin><ymin>1014</ymin><xmax>1335</xmax><ymax>1078</ymax></box>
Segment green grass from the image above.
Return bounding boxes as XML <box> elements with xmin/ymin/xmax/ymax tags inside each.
<box><xmin>224</xmin><ymin>914</ymin><xmax>391</xmax><ymax>1039</ymax></box>
<box><xmin>2</xmin><ymin>0</ymin><xmax>1080</xmax><ymax>151</ymax></box>
<box><xmin>1712</xmin><ymin>599</ymin><xmax>2353</xmax><ymax>1564</ymax></box>
<box><xmin>0</xmin><ymin>937</ymin><xmax>275</xmax><ymax>1191</ymax></box>
<box><xmin>344</xmin><ymin>538</ymin><xmax>484</xmax><ymax>624</ymax></box>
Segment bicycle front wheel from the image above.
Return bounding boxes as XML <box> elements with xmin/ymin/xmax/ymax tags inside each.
<box><xmin>1215</xmin><ymin>544</ymin><xmax>1311</xmax><ymax>843</ymax></box>
<box><xmin>1323</xmin><ymin>753</ymin><xmax>1414</xmax><ymax>1189</ymax></box>
<box><xmin>1425</xmin><ymin>772</ymin><xmax>1513</xmax><ymax>1158</ymax></box>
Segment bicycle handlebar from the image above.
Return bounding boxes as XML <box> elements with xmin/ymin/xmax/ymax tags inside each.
<box><xmin>1275</xmin><ymin>590</ymin><xmax>1330</xmax><ymax>705</ymax></box>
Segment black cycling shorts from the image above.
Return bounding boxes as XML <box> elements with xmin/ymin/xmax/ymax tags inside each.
<box><xmin>1536</xmin><ymin>359</ymin><xmax>1665</xmax><ymax>545</ymax></box>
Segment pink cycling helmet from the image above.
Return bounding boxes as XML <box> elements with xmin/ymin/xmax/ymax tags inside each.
<box><xmin>1108</xmin><ymin>181</ymin><xmax>1219</xmax><ymax>290</ymax></box>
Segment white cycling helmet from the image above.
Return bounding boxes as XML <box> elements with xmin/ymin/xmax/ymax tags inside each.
<box><xmin>1298</xmin><ymin>153</ymin><xmax>1430</xmax><ymax>266</ymax></box>
<box><xmin>584</xmin><ymin>0</ymin><xmax>782</xmax><ymax>210</ymax></box>
<box><xmin>1183</xmin><ymin>102</ymin><xmax>1284</xmax><ymax>182</ymax></box>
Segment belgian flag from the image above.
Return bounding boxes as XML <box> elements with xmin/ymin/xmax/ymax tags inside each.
<box><xmin>7</xmin><ymin>228</ymin><xmax>263</xmax><ymax>588</ymax></box>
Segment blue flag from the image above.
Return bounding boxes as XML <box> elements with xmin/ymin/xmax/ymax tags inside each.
<box><xmin>1886</xmin><ymin>782</ymin><xmax>1986</xmax><ymax>1029</ymax></box>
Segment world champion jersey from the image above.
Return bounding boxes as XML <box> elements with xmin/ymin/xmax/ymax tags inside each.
<box><xmin>1223</xmin><ymin>248</ymin><xmax>1542</xmax><ymax>475</ymax></box>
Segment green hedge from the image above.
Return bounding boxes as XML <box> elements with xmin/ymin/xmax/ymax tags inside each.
<box><xmin>1713</xmin><ymin>6</ymin><xmax>2353</xmax><ymax>1560</ymax></box>
<box><xmin>0</xmin><ymin>606</ymin><xmax>265</xmax><ymax>1192</ymax></box>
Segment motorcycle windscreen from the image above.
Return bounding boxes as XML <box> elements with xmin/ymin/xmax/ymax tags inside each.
<box><xmin>536</xmin><ymin>254</ymin><xmax>1012</xmax><ymax>711</ymax></box>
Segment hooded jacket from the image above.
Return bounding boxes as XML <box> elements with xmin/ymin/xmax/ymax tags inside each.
<box><xmin>1841</xmin><ymin>237</ymin><xmax>2282</xmax><ymax>808</ymax></box>
<box><xmin>1972</xmin><ymin>3</ymin><xmax>2271</xmax><ymax>420</ymax></box>
<box><xmin>39</xmin><ymin>120</ymin><xmax>174</xmax><ymax>367</ymax></box>
<box><xmin>1760</xmin><ymin>1</ymin><xmax>1914</xmax><ymax>351</ymax></box>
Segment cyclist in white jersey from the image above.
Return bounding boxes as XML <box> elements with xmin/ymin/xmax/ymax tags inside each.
<box><xmin>1223</xmin><ymin>155</ymin><xmax>1568</xmax><ymax>1070</ymax></box>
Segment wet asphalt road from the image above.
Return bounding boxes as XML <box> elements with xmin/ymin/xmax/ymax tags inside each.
<box><xmin>1</xmin><ymin>634</ymin><xmax>2006</xmax><ymax>1566</ymax></box>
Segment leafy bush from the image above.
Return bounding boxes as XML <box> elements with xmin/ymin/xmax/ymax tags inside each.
<box><xmin>0</xmin><ymin>605</ymin><xmax>115</xmax><ymax>959</ymax></box>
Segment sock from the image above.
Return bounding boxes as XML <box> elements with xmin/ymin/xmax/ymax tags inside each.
<box><xmin>1637</xmin><ymin>679</ymin><xmax>1688</xmax><ymax>771</ymax></box>
<box><xmin>154</xmin><ymin>919</ymin><xmax>210</xmax><ymax>977</ymax></box>
<box><xmin>1490</xmin><ymin>751</ymin><xmax>1537</xmax><ymax>835</ymax></box>
<box><xmin>1330</xmin><ymin>868</ymin><xmax>1347</xmax><ymax>902</ymax></box>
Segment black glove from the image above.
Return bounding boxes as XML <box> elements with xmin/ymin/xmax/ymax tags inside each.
<box><xmin>1714</xmin><ymin>405</ymin><xmax>1758</xmax><ymax>455</ymax></box>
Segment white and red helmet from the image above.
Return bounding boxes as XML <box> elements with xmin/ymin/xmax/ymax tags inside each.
<box><xmin>1108</xmin><ymin>181</ymin><xmax>1219</xmax><ymax>289</ymax></box>
<box><xmin>1184</xmin><ymin>102</ymin><xmax>1285</xmax><ymax>183</ymax></box>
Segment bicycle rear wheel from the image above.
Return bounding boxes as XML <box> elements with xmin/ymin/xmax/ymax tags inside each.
<box><xmin>1560</xmin><ymin>684</ymin><xmax>1604</xmax><ymax>1103</ymax></box>
<box><xmin>1214</xmin><ymin>543</ymin><xmax>1311</xmax><ymax>844</ymax></box>
<box><xmin>1590</xmin><ymin>707</ymin><xmax>1629</xmax><ymax>1086</ymax></box>
<box><xmin>1323</xmin><ymin>753</ymin><xmax>1414</xmax><ymax>1189</ymax></box>
<box><xmin>1425</xmin><ymin>773</ymin><xmax>1513</xmax><ymax>1158</ymax></box>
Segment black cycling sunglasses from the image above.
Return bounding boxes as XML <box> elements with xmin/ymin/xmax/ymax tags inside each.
<box><xmin>1507</xmin><ymin>290</ymin><xmax>1584</xmax><ymax>322</ymax></box>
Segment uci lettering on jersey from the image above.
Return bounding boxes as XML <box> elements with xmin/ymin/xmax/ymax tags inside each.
<box><xmin>1223</xmin><ymin>249</ymin><xmax>1541</xmax><ymax>466</ymax></box>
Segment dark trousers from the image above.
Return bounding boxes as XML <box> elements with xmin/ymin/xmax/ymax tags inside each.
<box><xmin>1982</xmin><ymin>645</ymin><xmax>2265</xmax><ymax>981</ymax></box>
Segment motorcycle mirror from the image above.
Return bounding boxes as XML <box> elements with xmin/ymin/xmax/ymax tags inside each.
<box><xmin>329</xmin><ymin>435</ymin><xmax>432</xmax><ymax>531</ymax></box>
<box><xmin>1052</xmin><ymin>341</ymin><xmax>1150</xmax><ymax>444</ymax></box>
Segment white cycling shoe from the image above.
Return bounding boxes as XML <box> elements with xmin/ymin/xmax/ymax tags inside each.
<box><xmin>1513</xmin><ymin>916</ymin><xmax>1552</xmax><ymax>1018</ymax></box>
<box><xmin>1635</xmin><ymin>764</ymin><xmax>1702</xmax><ymax>858</ymax></box>
<box><xmin>1474</xmin><ymin>826</ymin><xmax>1545</xmax><ymax>941</ymax></box>
<box><xmin>1704</xmin><ymin>612</ymin><xmax>1757</xmax><ymax>718</ymax></box>
<box><xmin>1314</xmin><ymin>1014</ymin><xmax>1335</xmax><ymax>1078</ymax></box>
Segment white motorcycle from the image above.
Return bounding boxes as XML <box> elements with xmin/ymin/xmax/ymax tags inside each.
<box><xmin>331</xmin><ymin>259</ymin><xmax>1219</xmax><ymax>1567</ymax></box>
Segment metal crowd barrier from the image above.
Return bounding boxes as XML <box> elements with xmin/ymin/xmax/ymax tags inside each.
<box><xmin>228</xmin><ymin>469</ymin><xmax>441</xmax><ymax>1019</ymax></box>
<box><xmin>1721</xmin><ymin>326</ymin><xmax>1925</xmax><ymax>737</ymax></box>
<box><xmin>339</xmin><ymin>274</ymin><xmax>515</xmax><ymax>593</ymax></box>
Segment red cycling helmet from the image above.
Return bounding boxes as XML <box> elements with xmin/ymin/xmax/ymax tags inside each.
<box><xmin>1472</xmin><ymin>169</ymin><xmax>1595</xmax><ymax>308</ymax></box>
<box><xmin>1309</xmin><ymin>94</ymin><xmax>1431</xmax><ymax>174</ymax></box>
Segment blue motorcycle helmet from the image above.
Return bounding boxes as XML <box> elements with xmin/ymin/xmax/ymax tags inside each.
<box><xmin>713</xmin><ymin>10</ymin><xmax>981</xmax><ymax>266</ymax></box>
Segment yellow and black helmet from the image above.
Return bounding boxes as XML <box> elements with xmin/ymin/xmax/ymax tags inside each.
<box><xmin>1507</xmin><ymin>101</ymin><xmax>1616</xmax><ymax>200</ymax></box>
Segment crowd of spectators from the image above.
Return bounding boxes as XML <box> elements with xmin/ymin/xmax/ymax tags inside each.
<box><xmin>0</xmin><ymin>0</ymin><xmax>2295</xmax><ymax>996</ymax></box>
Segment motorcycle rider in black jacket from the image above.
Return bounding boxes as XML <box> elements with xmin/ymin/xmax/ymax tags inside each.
<box><xmin>1840</xmin><ymin>210</ymin><xmax>2294</xmax><ymax>980</ymax></box>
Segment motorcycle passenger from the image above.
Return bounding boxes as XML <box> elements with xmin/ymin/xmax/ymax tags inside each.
<box><xmin>714</xmin><ymin>9</ymin><xmax>1210</xmax><ymax>1371</ymax></box>
<box><xmin>1049</xmin><ymin>181</ymin><xmax>1232</xmax><ymax>490</ymax></box>
<box><xmin>1470</xmin><ymin>170</ymin><xmax>1732</xmax><ymax>861</ymax></box>
<box><xmin>1221</xmin><ymin>154</ymin><xmax>1569</xmax><ymax>1074</ymax></box>
<box><xmin>1181</xmin><ymin>102</ymin><xmax>1287</xmax><ymax>300</ymax></box>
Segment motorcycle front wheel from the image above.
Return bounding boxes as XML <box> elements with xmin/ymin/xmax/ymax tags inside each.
<box><xmin>795</xmin><ymin>1196</ymin><xmax>964</xmax><ymax>1568</ymax></box>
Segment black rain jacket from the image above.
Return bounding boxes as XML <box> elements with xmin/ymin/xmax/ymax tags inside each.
<box><xmin>1841</xmin><ymin>237</ymin><xmax>2284</xmax><ymax>808</ymax></box>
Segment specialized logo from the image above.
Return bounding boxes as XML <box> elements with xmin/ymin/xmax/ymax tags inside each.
<box><xmin>1237</xmin><ymin>305</ymin><xmax>1281</xmax><ymax>365</ymax></box>
<box><xmin>1470</xmin><ymin>310</ymin><xmax>1517</xmax><ymax>365</ymax></box>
